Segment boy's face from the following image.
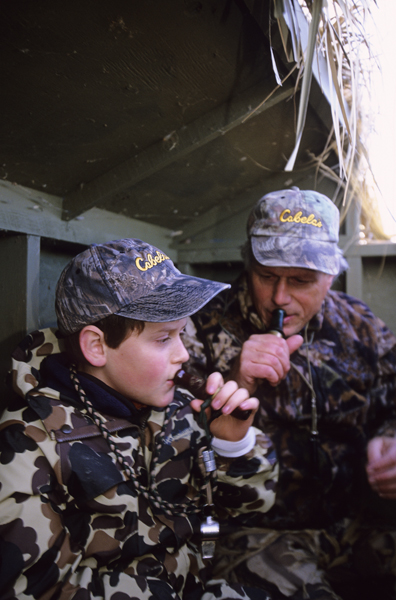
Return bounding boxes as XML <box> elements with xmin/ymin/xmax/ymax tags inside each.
<box><xmin>99</xmin><ymin>318</ymin><xmax>190</xmax><ymax>407</ymax></box>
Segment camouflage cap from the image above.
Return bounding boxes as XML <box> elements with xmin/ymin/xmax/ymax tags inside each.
<box><xmin>55</xmin><ymin>238</ymin><xmax>230</xmax><ymax>335</ymax></box>
<box><xmin>247</xmin><ymin>188</ymin><xmax>348</xmax><ymax>275</ymax></box>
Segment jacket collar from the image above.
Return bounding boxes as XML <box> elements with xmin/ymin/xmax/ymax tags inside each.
<box><xmin>41</xmin><ymin>352</ymin><xmax>147</xmax><ymax>421</ymax></box>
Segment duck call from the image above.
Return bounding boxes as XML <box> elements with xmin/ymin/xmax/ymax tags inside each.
<box><xmin>174</xmin><ymin>310</ymin><xmax>286</xmax><ymax>421</ymax></box>
<box><xmin>267</xmin><ymin>308</ymin><xmax>285</xmax><ymax>337</ymax></box>
<box><xmin>173</xmin><ymin>369</ymin><xmax>251</xmax><ymax>421</ymax></box>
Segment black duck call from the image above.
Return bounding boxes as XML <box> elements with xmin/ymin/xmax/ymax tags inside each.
<box><xmin>173</xmin><ymin>369</ymin><xmax>251</xmax><ymax>421</ymax></box>
<box><xmin>267</xmin><ymin>308</ymin><xmax>285</xmax><ymax>337</ymax></box>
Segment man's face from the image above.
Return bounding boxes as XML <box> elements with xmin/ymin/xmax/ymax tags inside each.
<box><xmin>249</xmin><ymin>264</ymin><xmax>334</xmax><ymax>337</ymax></box>
<box><xmin>99</xmin><ymin>318</ymin><xmax>190</xmax><ymax>407</ymax></box>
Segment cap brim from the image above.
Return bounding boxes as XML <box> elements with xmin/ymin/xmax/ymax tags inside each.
<box><xmin>115</xmin><ymin>275</ymin><xmax>230</xmax><ymax>322</ymax></box>
<box><xmin>251</xmin><ymin>235</ymin><xmax>346</xmax><ymax>276</ymax></box>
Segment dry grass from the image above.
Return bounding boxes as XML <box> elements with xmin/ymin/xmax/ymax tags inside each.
<box><xmin>272</xmin><ymin>0</ymin><xmax>387</xmax><ymax>239</ymax></box>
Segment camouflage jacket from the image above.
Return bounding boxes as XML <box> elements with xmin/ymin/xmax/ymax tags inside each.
<box><xmin>0</xmin><ymin>328</ymin><xmax>277</xmax><ymax>600</ymax></box>
<box><xmin>184</xmin><ymin>272</ymin><xmax>396</xmax><ymax>529</ymax></box>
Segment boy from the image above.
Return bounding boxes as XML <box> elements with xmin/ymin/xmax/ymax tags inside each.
<box><xmin>0</xmin><ymin>238</ymin><xmax>277</xmax><ymax>600</ymax></box>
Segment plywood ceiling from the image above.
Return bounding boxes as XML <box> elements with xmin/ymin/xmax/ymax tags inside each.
<box><xmin>0</xmin><ymin>0</ymin><xmax>334</xmax><ymax>232</ymax></box>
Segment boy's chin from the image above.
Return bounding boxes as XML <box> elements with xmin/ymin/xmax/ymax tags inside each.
<box><xmin>155</xmin><ymin>390</ymin><xmax>176</xmax><ymax>408</ymax></box>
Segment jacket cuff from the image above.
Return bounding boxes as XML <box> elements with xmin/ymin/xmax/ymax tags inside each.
<box><xmin>212</xmin><ymin>428</ymin><xmax>256</xmax><ymax>457</ymax></box>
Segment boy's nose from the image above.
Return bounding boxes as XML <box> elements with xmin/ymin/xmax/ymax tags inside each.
<box><xmin>175</xmin><ymin>338</ymin><xmax>190</xmax><ymax>364</ymax></box>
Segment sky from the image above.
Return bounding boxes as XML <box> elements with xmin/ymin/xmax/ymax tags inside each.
<box><xmin>366</xmin><ymin>0</ymin><xmax>396</xmax><ymax>237</ymax></box>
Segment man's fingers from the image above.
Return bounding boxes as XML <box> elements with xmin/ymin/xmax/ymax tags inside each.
<box><xmin>367</xmin><ymin>437</ymin><xmax>385</xmax><ymax>466</ymax></box>
<box><xmin>287</xmin><ymin>334</ymin><xmax>304</xmax><ymax>354</ymax></box>
<box><xmin>230</xmin><ymin>333</ymin><xmax>301</xmax><ymax>392</ymax></box>
<box><xmin>241</xmin><ymin>336</ymin><xmax>292</xmax><ymax>382</ymax></box>
<box><xmin>367</xmin><ymin>437</ymin><xmax>396</xmax><ymax>471</ymax></box>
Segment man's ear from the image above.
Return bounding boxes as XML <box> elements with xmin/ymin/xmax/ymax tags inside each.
<box><xmin>79</xmin><ymin>326</ymin><xmax>107</xmax><ymax>367</ymax></box>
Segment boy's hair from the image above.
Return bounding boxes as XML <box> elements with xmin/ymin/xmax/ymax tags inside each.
<box><xmin>64</xmin><ymin>314</ymin><xmax>145</xmax><ymax>365</ymax></box>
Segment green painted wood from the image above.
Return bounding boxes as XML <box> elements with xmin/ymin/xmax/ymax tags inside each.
<box><xmin>170</xmin><ymin>172</ymin><xmax>312</xmax><ymax>247</ymax></box>
<box><xmin>0</xmin><ymin>234</ymin><xmax>40</xmax><ymax>413</ymax></box>
<box><xmin>62</xmin><ymin>84</ymin><xmax>295</xmax><ymax>221</ymax></box>
<box><xmin>0</xmin><ymin>181</ymin><xmax>175</xmax><ymax>259</ymax></box>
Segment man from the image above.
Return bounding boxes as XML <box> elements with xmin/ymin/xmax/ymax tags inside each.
<box><xmin>183</xmin><ymin>188</ymin><xmax>396</xmax><ymax>600</ymax></box>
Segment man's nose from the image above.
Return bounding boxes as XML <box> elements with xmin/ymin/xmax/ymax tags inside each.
<box><xmin>272</xmin><ymin>279</ymin><xmax>291</xmax><ymax>306</ymax></box>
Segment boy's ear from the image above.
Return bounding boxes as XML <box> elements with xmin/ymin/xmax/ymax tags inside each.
<box><xmin>79</xmin><ymin>326</ymin><xmax>107</xmax><ymax>367</ymax></box>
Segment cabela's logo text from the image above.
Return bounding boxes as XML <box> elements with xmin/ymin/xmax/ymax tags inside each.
<box><xmin>135</xmin><ymin>250</ymin><xmax>170</xmax><ymax>271</ymax></box>
<box><xmin>280</xmin><ymin>209</ymin><xmax>322</xmax><ymax>228</ymax></box>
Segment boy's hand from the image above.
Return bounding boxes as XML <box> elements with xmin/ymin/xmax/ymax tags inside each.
<box><xmin>189</xmin><ymin>372</ymin><xmax>258</xmax><ymax>441</ymax></box>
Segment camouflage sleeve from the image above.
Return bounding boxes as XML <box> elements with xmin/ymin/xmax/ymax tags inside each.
<box><xmin>183</xmin><ymin>316</ymin><xmax>211</xmax><ymax>373</ymax></box>
<box><xmin>214</xmin><ymin>428</ymin><xmax>278</xmax><ymax>518</ymax></box>
<box><xmin>184</xmin><ymin>315</ymin><xmax>241</xmax><ymax>378</ymax></box>
<box><xmin>367</xmin><ymin>319</ymin><xmax>396</xmax><ymax>439</ymax></box>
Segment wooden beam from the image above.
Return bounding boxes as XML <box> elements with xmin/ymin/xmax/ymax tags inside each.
<box><xmin>62</xmin><ymin>83</ymin><xmax>295</xmax><ymax>222</ymax></box>
<box><xmin>177</xmin><ymin>245</ymin><xmax>245</xmax><ymax>265</ymax></box>
<box><xmin>346</xmin><ymin>241</ymin><xmax>396</xmax><ymax>257</ymax></box>
<box><xmin>345</xmin><ymin>255</ymin><xmax>363</xmax><ymax>299</ymax></box>
<box><xmin>0</xmin><ymin>181</ymin><xmax>175</xmax><ymax>259</ymax></box>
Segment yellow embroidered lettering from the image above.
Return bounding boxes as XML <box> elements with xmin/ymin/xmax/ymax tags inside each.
<box><xmin>280</xmin><ymin>209</ymin><xmax>290</xmax><ymax>222</ymax></box>
<box><xmin>135</xmin><ymin>251</ymin><xmax>170</xmax><ymax>272</ymax></box>
<box><xmin>279</xmin><ymin>208</ymin><xmax>323</xmax><ymax>228</ymax></box>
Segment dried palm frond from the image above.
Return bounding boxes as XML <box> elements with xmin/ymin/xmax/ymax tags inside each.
<box><xmin>307</xmin><ymin>138</ymin><xmax>390</xmax><ymax>242</ymax></box>
<box><xmin>272</xmin><ymin>0</ymin><xmax>384</xmax><ymax>234</ymax></box>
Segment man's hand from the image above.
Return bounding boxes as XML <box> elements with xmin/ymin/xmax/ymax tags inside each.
<box><xmin>190</xmin><ymin>372</ymin><xmax>258</xmax><ymax>441</ymax></box>
<box><xmin>228</xmin><ymin>333</ymin><xmax>304</xmax><ymax>395</ymax></box>
<box><xmin>366</xmin><ymin>436</ymin><xmax>396</xmax><ymax>499</ymax></box>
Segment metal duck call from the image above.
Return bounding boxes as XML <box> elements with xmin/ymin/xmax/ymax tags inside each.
<box><xmin>173</xmin><ymin>369</ymin><xmax>251</xmax><ymax>421</ymax></box>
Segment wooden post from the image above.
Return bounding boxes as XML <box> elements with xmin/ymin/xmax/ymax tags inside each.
<box><xmin>0</xmin><ymin>234</ymin><xmax>40</xmax><ymax>413</ymax></box>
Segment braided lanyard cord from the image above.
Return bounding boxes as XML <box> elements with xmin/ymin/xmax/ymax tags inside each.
<box><xmin>69</xmin><ymin>365</ymin><xmax>216</xmax><ymax>517</ymax></box>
